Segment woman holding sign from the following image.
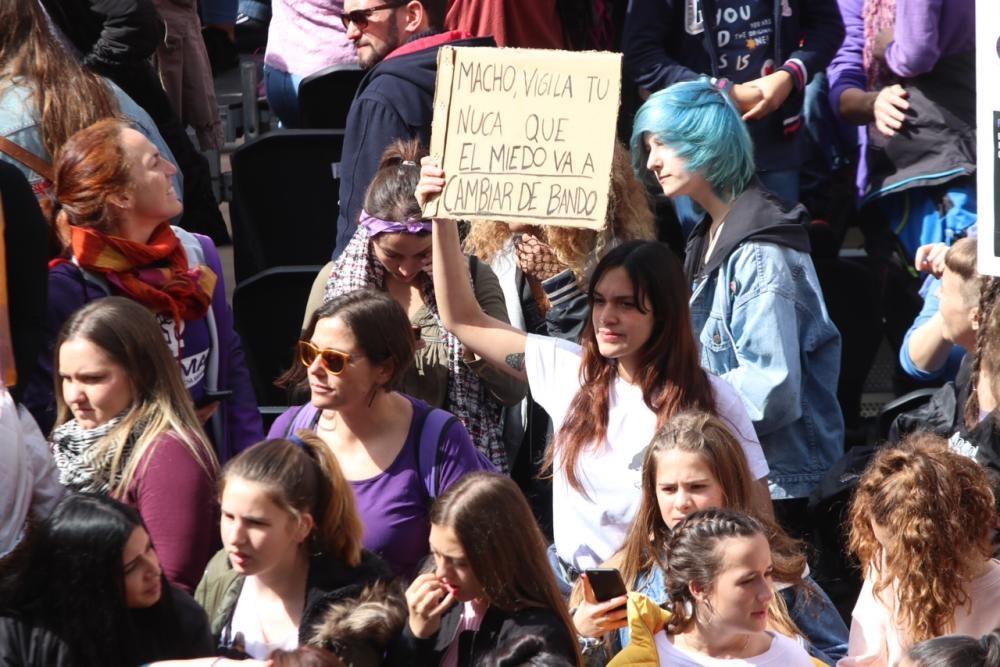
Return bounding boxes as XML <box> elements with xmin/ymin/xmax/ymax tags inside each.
<box><xmin>415</xmin><ymin>159</ymin><xmax>772</xmax><ymax>590</ymax></box>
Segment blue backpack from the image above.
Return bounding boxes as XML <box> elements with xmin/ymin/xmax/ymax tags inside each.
<box><xmin>285</xmin><ymin>402</ymin><xmax>459</xmax><ymax>499</ymax></box>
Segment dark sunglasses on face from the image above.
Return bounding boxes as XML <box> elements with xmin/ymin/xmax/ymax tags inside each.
<box><xmin>339</xmin><ymin>1</ymin><xmax>406</xmax><ymax>30</ymax></box>
<box><xmin>298</xmin><ymin>340</ymin><xmax>355</xmax><ymax>375</ymax></box>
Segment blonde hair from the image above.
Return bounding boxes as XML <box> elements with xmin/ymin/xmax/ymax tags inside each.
<box><xmin>462</xmin><ymin>143</ymin><xmax>655</xmax><ymax>286</ymax></box>
<box><xmin>53</xmin><ymin>297</ymin><xmax>217</xmax><ymax>497</ymax></box>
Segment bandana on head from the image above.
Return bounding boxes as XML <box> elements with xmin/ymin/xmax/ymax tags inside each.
<box><xmin>70</xmin><ymin>223</ymin><xmax>217</xmax><ymax>327</ymax></box>
<box><xmin>359</xmin><ymin>210</ymin><xmax>433</xmax><ymax>237</ymax></box>
<box><xmin>322</xmin><ymin>225</ymin><xmax>508</xmax><ymax>472</ymax></box>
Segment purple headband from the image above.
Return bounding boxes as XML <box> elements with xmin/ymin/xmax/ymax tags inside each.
<box><xmin>359</xmin><ymin>209</ymin><xmax>432</xmax><ymax>236</ymax></box>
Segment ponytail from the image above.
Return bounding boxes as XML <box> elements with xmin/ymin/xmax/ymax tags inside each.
<box><xmin>221</xmin><ymin>434</ymin><xmax>363</xmax><ymax>568</ymax></box>
<box><xmin>363</xmin><ymin>139</ymin><xmax>427</xmax><ymax>224</ymax></box>
<box><xmin>965</xmin><ymin>278</ymin><xmax>1000</xmax><ymax>429</ymax></box>
<box><xmin>293</xmin><ymin>429</ymin><xmax>363</xmax><ymax>567</ymax></box>
<box><xmin>906</xmin><ymin>630</ymin><xmax>1000</xmax><ymax>667</ymax></box>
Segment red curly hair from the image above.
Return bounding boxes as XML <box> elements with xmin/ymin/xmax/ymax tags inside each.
<box><xmin>848</xmin><ymin>433</ymin><xmax>996</xmax><ymax>643</ymax></box>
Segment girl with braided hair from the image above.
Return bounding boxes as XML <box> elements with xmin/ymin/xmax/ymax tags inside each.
<box><xmin>571</xmin><ymin>411</ymin><xmax>845</xmax><ymax>664</ymax></box>
<box><xmin>841</xmin><ymin>433</ymin><xmax>1000</xmax><ymax>666</ymax></box>
<box><xmin>609</xmin><ymin>508</ymin><xmax>815</xmax><ymax>665</ymax></box>
<box><xmin>901</xmin><ymin>631</ymin><xmax>1000</xmax><ymax>667</ymax></box>
<box><xmin>962</xmin><ymin>276</ymin><xmax>1000</xmax><ymax>431</ymax></box>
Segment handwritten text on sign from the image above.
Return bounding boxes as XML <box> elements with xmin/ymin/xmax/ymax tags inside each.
<box><xmin>425</xmin><ymin>47</ymin><xmax>622</xmax><ymax>230</ymax></box>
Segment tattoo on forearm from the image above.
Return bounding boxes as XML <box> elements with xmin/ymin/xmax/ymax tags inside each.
<box><xmin>505</xmin><ymin>353</ymin><xmax>525</xmax><ymax>371</ymax></box>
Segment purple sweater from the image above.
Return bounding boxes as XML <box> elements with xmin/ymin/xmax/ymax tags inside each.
<box><xmin>827</xmin><ymin>0</ymin><xmax>976</xmax><ymax>193</ymax></box>
<box><xmin>126</xmin><ymin>433</ymin><xmax>218</xmax><ymax>593</ymax></box>
<box><xmin>269</xmin><ymin>394</ymin><xmax>491</xmax><ymax>577</ymax></box>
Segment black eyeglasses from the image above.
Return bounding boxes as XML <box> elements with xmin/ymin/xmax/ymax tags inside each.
<box><xmin>339</xmin><ymin>1</ymin><xmax>406</xmax><ymax>30</ymax></box>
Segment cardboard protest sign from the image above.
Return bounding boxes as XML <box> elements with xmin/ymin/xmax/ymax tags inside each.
<box><xmin>424</xmin><ymin>47</ymin><xmax>622</xmax><ymax>230</ymax></box>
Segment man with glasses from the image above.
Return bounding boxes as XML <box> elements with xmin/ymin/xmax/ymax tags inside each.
<box><xmin>333</xmin><ymin>0</ymin><xmax>494</xmax><ymax>258</ymax></box>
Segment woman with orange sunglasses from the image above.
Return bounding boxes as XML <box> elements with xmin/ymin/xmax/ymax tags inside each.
<box><xmin>269</xmin><ymin>288</ymin><xmax>492</xmax><ymax>577</ymax></box>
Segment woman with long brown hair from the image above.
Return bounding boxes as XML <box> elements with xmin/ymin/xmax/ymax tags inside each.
<box><xmin>461</xmin><ymin>144</ymin><xmax>656</xmax><ymax>342</ymax></box>
<box><xmin>416</xmin><ymin>163</ymin><xmax>772</xmax><ymax>588</ymax></box>
<box><xmin>0</xmin><ymin>0</ymin><xmax>177</xmax><ymax>199</ymax></box>
<box><xmin>391</xmin><ymin>472</ymin><xmax>580</xmax><ymax>665</ymax></box>
<box><xmin>48</xmin><ymin>297</ymin><xmax>218</xmax><ymax>592</ymax></box>
<box><xmin>841</xmin><ymin>433</ymin><xmax>1000</xmax><ymax>666</ymax></box>
<box><xmin>573</xmin><ymin>411</ymin><xmax>846</xmax><ymax>664</ymax></box>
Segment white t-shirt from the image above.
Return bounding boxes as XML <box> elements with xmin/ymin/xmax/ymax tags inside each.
<box><xmin>654</xmin><ymin>631</ymin><xmax>815</xmax><ymax>666</ymax></box>
<box><xmin>524</xmin><ymin>334</ymin><xmax>769</xmax><ymax>570</ymax></box>
<box><xmin>230</xmin><ymin>582</ymin><xmax>300</xmax><ymax>659</ymax></box>
<box><xmin>839</xmin><ymin>560</ymin><xmax>1000</xmax><ymax>667</ymax></box>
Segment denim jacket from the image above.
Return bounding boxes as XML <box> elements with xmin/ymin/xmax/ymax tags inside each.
<box><xmin>0</xmin><ymin>78</ymin><xmax>180</xmax><ymax>195</ymax></box>
<box><xmin>619</xmin><ymin>566</ymin><xmax>848</xmax><ymax>665</ymax></box>
<box><xmin>685</xmin><ymin>183</ymin><xmax>843</xmax><ymax>499</ymax></box>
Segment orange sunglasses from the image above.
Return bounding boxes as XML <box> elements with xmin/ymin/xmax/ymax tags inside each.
<box><xmin>298</xmin><ymin>340</ymin><xmax>355</xmax><ymax>375</ymax></box>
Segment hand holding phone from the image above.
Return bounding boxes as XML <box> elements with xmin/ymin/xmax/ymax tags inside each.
<box><xmin>572</xmin><ymin>569</ymin><xmax>629</xmax><ymax>637</ymax></box>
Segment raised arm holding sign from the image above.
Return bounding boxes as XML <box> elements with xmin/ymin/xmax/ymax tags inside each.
<box><xmin>422</xmin><ymin>47</ymin><xmax>622</xmax><ymax>230</ymax></box>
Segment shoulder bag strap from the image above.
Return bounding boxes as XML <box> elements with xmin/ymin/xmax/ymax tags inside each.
<box><xmin>0</xmin><ymin>137</ymin><xmax>54</xmax><ymax>183</ymax></box>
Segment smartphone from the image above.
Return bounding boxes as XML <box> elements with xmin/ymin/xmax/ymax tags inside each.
<box><xmin>196</xmin><ymin>389</ymin><xmax>234</xmax><ymax>408</ymax></box>
<box><xmin>585</xmin><ymin>568</ymin><xmax>627</xmax><ymax>602</ymax></box>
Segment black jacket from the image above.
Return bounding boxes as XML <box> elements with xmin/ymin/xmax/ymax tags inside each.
<box><xmin>387</xmin><ymin>603</ymin><xmax>577</xmax><ymax>666</ymax></box>
<box><xmin>0</xmin><ymin>162</ymin><xmax>48</xmax><ymax>404</ymax></box>
<box><xmin>39</xmin><ymin>0</ymin><xmax>164</xmax><ymax>71</ymax></box>
<box><xmin>622</xmin><ymin>0</ymin><xmax>844</xmax><ymax>172</ymax></box>
<box><xmin>683</xmin><ymin>178</ymin><xmax>812</xmax><ymax>281</ymax></box>
<box><xmin>0</xmin><ymin>584</ymin><xmax>212</xmax><ymax>667</ymax></box>
<box><xmin>0</xmin><ymin>616</ymin><xmax>76</xmax><ymax>667</ymax></box>
<box><xmin>334</xmin><ymin>32</ymin><xmax>496</xmax><ymax>256</ymax></box>
<box><xmin>864</xmin><ymin>51</ymin><xmax>976</xmax><ymax>201</ymax></box>
<box><xmin>203</xmin><ymin>549</ymin><xmax>392</xmax><ymax>658</ymax></box>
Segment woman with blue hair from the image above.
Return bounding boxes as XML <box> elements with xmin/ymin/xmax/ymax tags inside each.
<box><xmin>632</xmin><ymin>79</ymin><xmax>843</xmax><ymax>528</ymax></box>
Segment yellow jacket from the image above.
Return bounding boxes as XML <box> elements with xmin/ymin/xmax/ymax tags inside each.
<box><xmin>607</xmin><ymin>592</ymin><xmax>826</xmax><ymax>666</ymax></box>
<box><xmin>608</xmin><ymin>592</ymin><xmax>672</xmax><ymax>666</ymax></box>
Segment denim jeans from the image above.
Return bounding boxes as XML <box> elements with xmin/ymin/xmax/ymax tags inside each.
<box><xmin>264</xmin><ymin>65</ymin><xmax>305</xmax><ymax>128</ymax></box>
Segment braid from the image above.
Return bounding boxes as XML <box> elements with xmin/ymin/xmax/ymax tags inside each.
<box><xmin>663</xmin><ymin>509</ymin><xmax>766</xmax><ymax>633</ymax></box>
<box><xmin>965</xmin><ymin>278</ymin><xmax>1000</xmax><ymax>429</ymax></box>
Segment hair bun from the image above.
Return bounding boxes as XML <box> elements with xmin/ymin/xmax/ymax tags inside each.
<box><xmin>980</xmin><ymin>630</ymin><xmax>1000</xmax><ymax>665</ymax></box>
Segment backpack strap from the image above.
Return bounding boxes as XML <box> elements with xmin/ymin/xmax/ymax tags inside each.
<box><xmin>468</xmin><ymin>254</ymin><xmax>481</xmax><ymax>292</ymax></box>
<box><xmin>286</xmin><ymin>403</ymin><xmax>321</xmax><ymax>436</ymax></box>
<box><xmin>415</xmin><ymin>406</ymin><xmax>459</xmax><ymax>500</ymax></box>
<box><xmin>0</xmin><ymin>137</ymin><xmax>53</xmax><ymax>183</ymax></box>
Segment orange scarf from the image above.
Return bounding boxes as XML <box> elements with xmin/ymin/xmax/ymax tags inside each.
<box><xmin>70</xmin><ymin>224</ymin><xmax>217</xmax><ymax>325</ymax></box>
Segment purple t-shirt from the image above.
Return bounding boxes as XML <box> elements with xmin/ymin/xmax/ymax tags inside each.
<box><xmin>268</xmin><ymin>394</ymin><xmax>489</xmax><ymax>577</ymax></box>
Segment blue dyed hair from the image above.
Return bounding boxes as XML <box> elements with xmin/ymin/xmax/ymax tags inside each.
<box><xmin>630</xmin><ymin>79</ymin><xmax>755</xmax><ymax>202</ymax></box>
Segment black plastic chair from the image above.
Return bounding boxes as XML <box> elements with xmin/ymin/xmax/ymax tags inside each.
<box><xmin>229</xmin><ymin>130</ymin><xmax>344</xmax><ymax>283</ymax></box>
<box><xmin>877</xmin><ymin>387</ymin><xmax>939</xmax><ymax>442</ymax></box>
<box><xmin>233</xmin><ymin>265</ymin><xmax>321</xmax><ymax>408</ymax></box>
<box><xmin>813</xmin><ymin>255</ymin><xmax>884</xmax><ymax>441</ymax></box>
<box><xmin>298</xmin><ymin>64</ymin><xmax>365</xmax><ymax>130</ymax></box>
